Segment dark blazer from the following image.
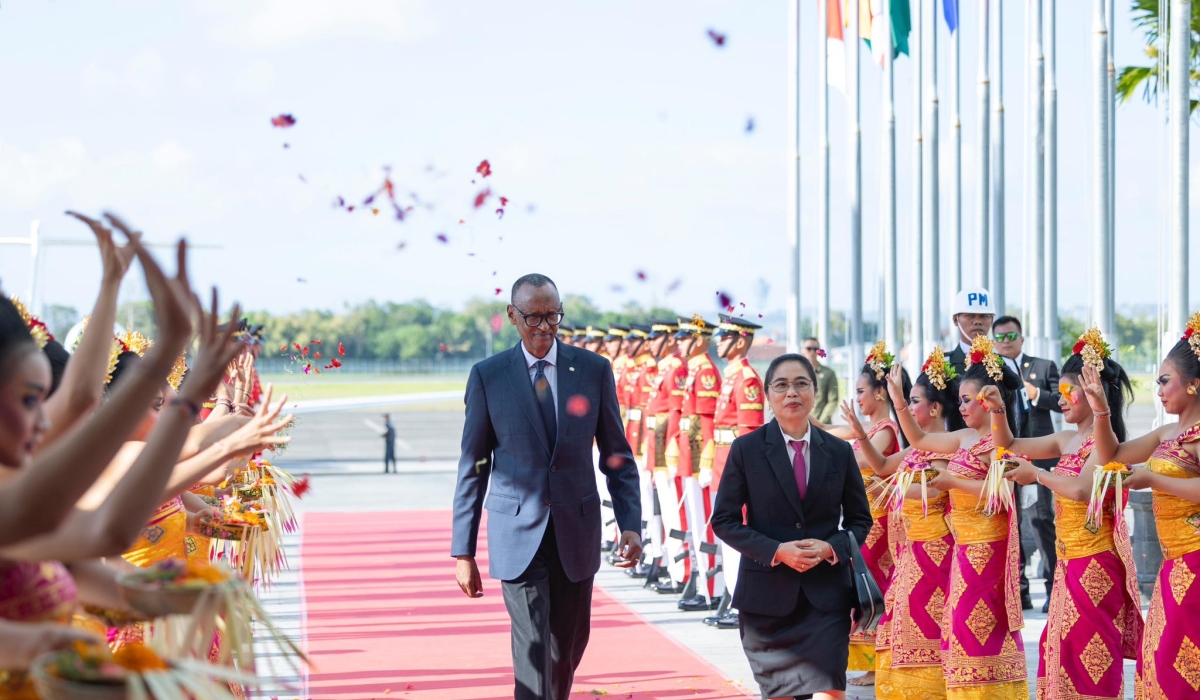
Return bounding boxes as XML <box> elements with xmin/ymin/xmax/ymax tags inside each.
<box><xmin>948</xmin><ymin>345</ymin><xmax>967</xmax><ymax>378</ymax></box>
<box><xmin>711</xmin><ymin>419</ymin><xmax>873</xmax><ymax>617</ymax></box>
<box><xmin>450</xmin><ymin>341</ymin><xmax>642</xmax><ymax>583</ymax></box>
<box><xmin>1013</xmin><ymin>354</ymin><xmax>1061</xmax><ymax>438</ymax></box>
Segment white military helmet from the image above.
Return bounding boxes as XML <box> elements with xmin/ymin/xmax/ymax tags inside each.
<box><xmin>951</xmin><ymin>287</ymin><xmax>995</xmax><ymax>318</ymax></box>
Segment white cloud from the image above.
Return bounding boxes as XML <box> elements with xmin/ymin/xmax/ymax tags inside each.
<box><xmin>199</xmin><ymin>0</ymin><xmax>435</xmax><ymax>48</ymax></box>
<box><xmin>151</xmin><ymin>142</ymin><xmax>193</xmax><ymax>172</ymax></box>
<box><xmin>81</xmin><ymin>49</ymin><xmax>166</xmax><ymax>95</ymax></box>
<box><xmin>0</xmin><ymin>139</ymin><xmax>87</xmax><ymax>209</ymax></box>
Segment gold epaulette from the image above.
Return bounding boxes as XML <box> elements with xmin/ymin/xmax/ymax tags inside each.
<box><xmin>698</xmin><ymin>391</ymin><xmax>721</xmax><ymax>398</ymax></box>
<box><xmin>742</xmin><ymin>365</ymin><xmax>761</xmax><ymax>380</ymax></box>
<box><xmin>738</xmin><ymin>402</ymin><xmax>764</xmax><ymax>410</ymax></box>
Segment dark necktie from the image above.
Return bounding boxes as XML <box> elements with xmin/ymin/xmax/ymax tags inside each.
<box><xmin>534</xmin><ymin>360</ymin><xmax>557</xmax><ymax>452</ymax></box>
<box><xmin>790</xmin><ymin>439</ymin><xmax>807</xmax><ymax>500</ymax></box>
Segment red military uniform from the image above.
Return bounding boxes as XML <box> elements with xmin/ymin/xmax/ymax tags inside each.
<box><xmin>674</xmin><ymin>321</ymin><xmax>721</xmax><ymax>480</ymax></box>
<box><xmin>624</xmin><ymin>349</ymin><xmax>657</xmax><ymax>458</ymax></box>
<box><xmin>712</xmin><ymin>356</ymin><xmax>765</xmax><ymax>489</ymax></box>
<box><xmin>643</xmin><ymin>352</ymin><xmax>683</xmax><ymax>471</ymax></box>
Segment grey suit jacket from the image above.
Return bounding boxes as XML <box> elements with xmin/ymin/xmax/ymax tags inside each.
<box><xmin>450</xmin><ymin>340</ymin><xmax>642</xmax><ymax>583</ymax></box>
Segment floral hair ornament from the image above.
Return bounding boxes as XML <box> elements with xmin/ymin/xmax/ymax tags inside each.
<box><xmin>1072</xmin><ymin>327</ymin><xmax>1112</xmax><ymax>372</ymax></box>
<box><xmin>9</xmin><ymin>296</ymin><xmax>53</xmax><ymax>350</ymax></box>
<box><xmin>1059</xmin><ymin>381</ymin><xmax>1078</xmax><ymax>405</ymax></box>
<box><xmin>921</xmin><ymin>346</ymin><xmax>957</xmax><ymax>391</ymax></box>
<box><xmin>118</xmin><ymin>328</ymin><xmax>153</xmax><ymax>357</ymax></box>
<box><xmin>865</xmin><ymin>340</ymin><xmax>895</xmax><ymax>380</ymax></box>
<box><xmin>167</xmin><ymin>353</ymin><xmax>188</xmax><ymax>392</ymax></box>
<box><xmin>966</xmin><ymin>335</ymin><xmax>1005</xmax><ymax>383</ymax></box>
<box><xmin>1184</xmin><ymin>311</ymin><xmax>1200</xmax><ymax>361</ymax></box>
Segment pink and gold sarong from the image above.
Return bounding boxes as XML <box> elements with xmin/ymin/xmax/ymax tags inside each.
<box><xmin>1036</xmin><ymin>436</ymin><xmax>1142</xmax><ymax>700</ymax></box>
<box><xmin>1136</xmin><ymin>421</ymin><xmax>1200</xmax><ymax>700</ymax></box>
<box><xmin>876</xmin><ymin>448</ymin><xmax>955</xmax><ymax>700</ymax></box>
<box><xmin>848</xmin><ymin>419</ymin><xmax>900</xmax><ymax>671</ymax></box>
<box><xmin>941</xmin><ymin>435</ymin><xmax>1027</xmax><ymax>700</ymax></box>
<box><xmin>0</xmin><ymin>561</ymin><xmax>79</xmax><ymax>699</ymax></box>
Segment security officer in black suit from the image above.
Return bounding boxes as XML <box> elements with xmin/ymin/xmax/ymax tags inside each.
<box><xmin>993</xmin><ymin>315</ymin><xmax>1062</xmax><ymax>613</ymax></box>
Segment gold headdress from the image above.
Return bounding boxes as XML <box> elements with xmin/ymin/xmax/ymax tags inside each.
<box><xmin>1184</xmin><ymin>312</ymin><xmax>1200</xmax><ymax>360</ymax></box>
<box><xmin>9</xmin><ymin>296</ymin><xmax>52</xmax><ymax>350</ymax></box>
<box><xmin>118</xmin><ymin>329</ymin><xmax>153</xmax><ymax>357</ymax></box>
<box><xmin>167</xmin><ymin>353</ymin><xmax>188</xmax><ymax>391</ymax></box>
<box><xmin>1071</xmin><ymin>327</ymin><xmax>1112</xmax><ymax>372</ymax></box>
<box><xmin>921</xmin><ymin>346</ymin><xmax>957</xmax><ymax>391</ymax></box>
<box><xmin>965</xmin><ymin>335</ymin><xmax>1004</xmax><ymax>382</ymax></box>
<box><xmin>864</xmin><ymin>340</ymin><xmax>895</xmax><ymax>380</ymax></box>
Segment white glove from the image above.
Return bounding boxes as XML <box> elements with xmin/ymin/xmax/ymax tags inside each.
<box><xmin>698</xmin><ymin>467</ymin><xmax>713</xmax><ymax>489</ymax></box>
<box><xmin>1020</xmin><ymin>482</ymin><xmax>1038</xmax><ymax>509</ymax></box>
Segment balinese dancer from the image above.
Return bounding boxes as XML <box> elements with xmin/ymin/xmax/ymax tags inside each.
<box><xmin>846</xmin><ymin>346</ymin><xmax>963</xmax><ymax>699</ymax></box>
<box><xmin>890</xmin><ymin>336</ymin><xmax>1028</xmax><ymax>700</ymax></box>
<box><xmin>1093</xmin><ymin>313</ymin><xmax>1200</xmax><ymax>699</ymax></box>
<box><xmin>999</xmin><ymin>329</ymin><xmax>1142</xmax><ymax>700</ymax></box>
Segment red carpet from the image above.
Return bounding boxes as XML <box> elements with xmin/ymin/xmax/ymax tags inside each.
<box><xmin>299</xmin><ymin>510</ymin><xmax>748</xmax><ymax>699</ymax></box>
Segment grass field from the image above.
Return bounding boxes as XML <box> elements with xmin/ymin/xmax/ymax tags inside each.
<box><xmin>258</xmin><ymin>374</ymin><xmax>467</xmax><ymax>401</ymax></box>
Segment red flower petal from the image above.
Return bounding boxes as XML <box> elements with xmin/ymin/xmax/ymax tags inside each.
<box><xmin>289</xmin><ymin>476</ymin><xmax>311</xmax><ymax>499</ymax></box>
<box><xmin>635</xmin><ymin>271</ymin><xmax>647</xmax><ymax>281</ymax></box>
<box><xmin>495</xmin><ymin>288</ymin><xmax>503</xmax><ymax>295</ymax></box>
<box><xmin>499</xmin><ymin>196</ymin><xmax>509</xmax><ymax>206</ymax></box>
<box><xmin>707</xmin><ymin>29</ymin><xmax>727</xmax><ymax>46</ymax></box>
<box><xmin>271</xmin><ymin>114</ymin><xmax>296</xmax><ymax>128</ymax></box>
<box><xmin>476</xmin><ymin>159</ymin><xmax>492</xmax><ymax>178</ymax></box>
<box><xmin>474</xmin><ymin>188</ymin><xmax>491</xmax><ymax>208</ymax></box>
<box><xmin>566</xmin><ymin>394</ymin><xmax>590</xmax><ymax>417</ymax></box>
<box><xmin>716</xmin><ymin>291</ymin><xmax>732</xmax><ymax>309</ymax></box>
<box><xmin>436</xmin><ymin>233</ymin><xmax>449</xmax><ymax>244</ymax></box>
<box><xmin>314</xmin><ymin>352</ymin><xmax>322</xmax><ymax>359</ymax></box>
<box><xmin>495</xmin><ymin>208</ymin><xmax>504</xmax><ymax>219</ymax></box>
<box><xmin>337</xmin><ymin>342</ymin><xmax>345</xmax><ymax>357</ymax></box>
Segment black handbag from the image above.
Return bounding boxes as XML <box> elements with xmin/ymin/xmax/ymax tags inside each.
<box><xmin>845</xmin><ymin>530</ymin><xmax>885</xmax><ymax>633</ymax></box>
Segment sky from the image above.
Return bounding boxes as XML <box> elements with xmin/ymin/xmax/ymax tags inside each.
<box><xmin>0</xmin><ymin>0</ymin><xmax>1195</xmax><ymax>331</ymax></box>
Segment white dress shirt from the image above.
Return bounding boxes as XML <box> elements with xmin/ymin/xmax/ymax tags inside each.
<box><xmin>521</xmin><ymin>340</ymin><xmax>559</xmax><ymax>420</ymax></box>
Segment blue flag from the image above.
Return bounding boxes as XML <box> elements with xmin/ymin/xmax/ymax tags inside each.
<box><xmin>943</xmin><ymin>0</ymin><xmax>959</xmax><ymax>33</ymax></box>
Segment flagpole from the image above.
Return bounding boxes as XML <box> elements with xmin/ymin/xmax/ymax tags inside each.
<box><xmin>882</xmin><ymin>0</ymin><xmax>899</xmax><ymax>355</ymax></box>
<box><xmin>912</xmin><ymin>0</ymin><xmax>925</xmax><ymax>362</ymax></box>
<box><xmin>1093</xmin><ymin>0</ymin><xmax>1114</xmax><ymax>343</ymax></box>
<box><xmin>991</xmin><ymin>0</ymin><xmax>1006</xmax><ymax>314</ymax></box>
<box><xmin>1022</xmin><ymin>0</ymin><xmax>1032</xmax><ymax>340</ymax></box>
<box><xmin>1030</xmin><ymin>0</ymin><xmax>1045</xmax><ymax>359</ymax></box>
<box><xmin>977</xmin><ymin>0</ymin><xmax>991</xmax><ymax>288</ymax></box>
<box><xmin>819</xmin><ymin>0</ymin><xmax>831</xmax><ymax>349</ymax></box>
<box><xmin>1107</xmin><ymin>0</ymin><xmax>1116</xmax><ymax>341</ymax></box>
<box><xmin>1169</xmin><ymin>0</ymin><xmax>1190</xmax><ymax>340</ymax></box>
<box><xmin>950</xmin><ymin>1</ymin><xmax>962</xmax><ymax>312</ymax></box>
<box><xmin>849</xmin><ymin>0</ymin><xmax>864</xmax><ymax>375</ymax></box>
<box><xmin>925</xmin><ymin>0</ymin><xmax>940</xmax><ymax>357</ymax></box>
<box><xmin>787</xmin><ymin>0</ymin><xmax>801</xmax><ymax>352</ymax></box>
<box><xmin>1045</xmin><ymin>0</ymin><xmax>1059</xmax><ymax>360</ymax></box>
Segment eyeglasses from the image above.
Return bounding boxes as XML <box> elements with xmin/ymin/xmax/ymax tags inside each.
<box><xmin>803</xmin><ymin>346</ymin><xmax>820</xmax><ymax>352</ymax></box>
<box><xmin>994</xmin><ymin>331</ymin><xmax>1020</xmax><ymax>342</ymax></box>
<box><xmin>514</xmin><ymin>309</ymin><xmax>564</xmax><ymax>328</ymax></box>
<box><xmin>769</xmin><ymin>379</ymin><xmax>814</xmax><ymax>394</ymax></box>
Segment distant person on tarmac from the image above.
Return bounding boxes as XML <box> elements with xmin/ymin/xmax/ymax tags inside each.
<box><xmin>383</xmin><ymin>413</ymin><xmax>397</xmax><ymax>473</ymax></box>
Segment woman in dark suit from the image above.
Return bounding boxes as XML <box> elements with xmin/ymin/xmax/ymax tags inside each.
<box><xmin>712</xmin><ymin>353</ymin><xmax>873</xmax><ymax>700</ymax></box>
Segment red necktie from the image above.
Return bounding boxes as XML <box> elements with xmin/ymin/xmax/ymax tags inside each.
<box><xmin>790</xmin><ymin>439</ymin><xmax>808</xmax><ymax>500</ymax></box>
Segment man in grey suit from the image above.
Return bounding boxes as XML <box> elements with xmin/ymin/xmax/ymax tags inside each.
<box><xmin>451</xmin><ymin>273</ymin><xmax>643</xmax><ymax>700</ymax></box>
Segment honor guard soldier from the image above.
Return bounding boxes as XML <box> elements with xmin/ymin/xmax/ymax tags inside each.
<box><xmin>700</xmin><ymin>314</ymin><xmax>765</xmax><ymax>628</ymax></box>
<box><xmin>672</xmin><ymin>319</ymin><xmax>715</xmax><ymax>595</ymax></box>
<box><xmin>557</xmin><ymin>324</ymin><xmax>575</xmax><ymax>346</ymax></box>
<box><xmin>606</xmin><ymin>325</ymin><xmax>633</xmax><ymax>415</ymax></box>
<box><xmin>571</xmin><ymin>326</ymin><xmax>588</xmax><ymax>347</ymax></box>
<box><xmin>583</xmin><ymin>325</ymin><xmax>606</xmax><ymax>355</ymax></box>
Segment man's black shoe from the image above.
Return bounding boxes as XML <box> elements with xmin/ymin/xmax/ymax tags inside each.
<box><xmin>678</xmin><ymin>595</ymin><xmax>720</xmax><ymax>612</ymax></box>
<box><xmin>715</xmin><ymin>611</ymin><xmax>740</xmax><ymax>629</ymax></box>
<box><xmin>1042</xmin><ymin>598</ymin><xmax>1050</xmax><ymax>613</ymax></box>
<box><xmin>649</xmin><ymin>580</ymin><xmax>685</xmax><ymax>595</ymax></box>
<box><xmin>625</xmin><ymin>564</ymin><xmax>651</xmax><ymax>579</ymax></box>
<box><xmin>702</xmin><ymin>614</ymin><xmax>722</xmax><ymax>627</ymax></box>
<box><xmin>1021</xmin><ymin>593</ymin><xmax>1034</xmax><ymax>611</ymax></box>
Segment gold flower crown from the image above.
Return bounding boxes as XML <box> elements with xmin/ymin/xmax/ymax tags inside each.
<box><xmin>921</xmin><ymin>346</ymin><xmax>957</xmax><ymax>391</ymax></box>
<box><xmin>167</xmin><ymin>353</ymin><xmax>188</xmax><ymax>391</ymax></box>
<box><xmin>864</xmin><ymin>340</ymin><xmax>895</xmax><ymax>380</ymax></box>
<box><xmin>1072</xmin><ymin>327</ymin><xmax>1112</xmax><ymax>372</ymax></box>
<box><xmin>1184</xmin><ymin>312</ymin><xmax>1200</xmax><ymax>361</ymax></box>
<box><xmin>9</xmin><ymin>296</ymin><xmax>52</xmax><ymax>350</ymax></box>
<box><xmin>966</xmin><ymin>335</ymin><xmax>1004</xmax><ymax>382</ymax></box>
<box><xmin>118</xmin><ymin>329</ymin><xmax>153</xmax><ymax>357</ymax></box>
